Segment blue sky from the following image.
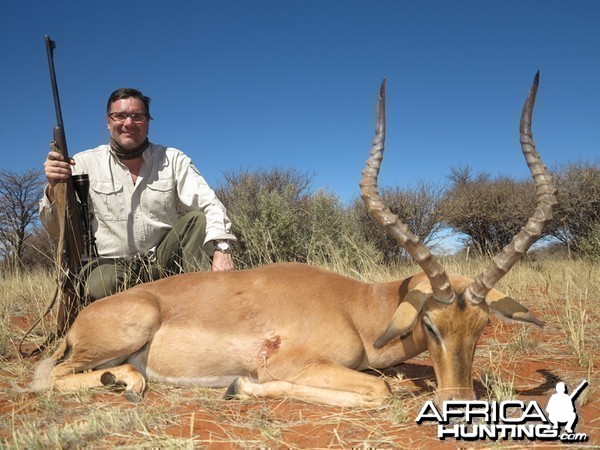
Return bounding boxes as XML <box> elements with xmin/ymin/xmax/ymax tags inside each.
<box><xmin>2</xmin><ymin>1</ymin><xmax>599</xmax><ymax>204</ymax></box>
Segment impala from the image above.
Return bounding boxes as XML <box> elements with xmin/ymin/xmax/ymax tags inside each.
<box><xmin>25</xmin><ymin>74</ymin><xmax>556</xmax><ymax>407</ymax></box>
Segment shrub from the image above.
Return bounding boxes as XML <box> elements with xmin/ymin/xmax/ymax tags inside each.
<box><xmin>549</xmin><ymin>160</ymin><xmax>600</xmax><ymax>256</ymax></box>
<box><xmin>349</xmin><ymin>182</ymin><xmax>445</xmax><ymax>264</ymax></box>
<box><xmin>216</xmin><ymin>167</ymin><xmax>374</xmax><ymax>268</ymax></box>
<box><xmin>441</xmin><ymin>167</ymin><xmax>538</xmax><ymax>256</ymax></box>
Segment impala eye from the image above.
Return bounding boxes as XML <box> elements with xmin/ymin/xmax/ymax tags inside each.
<box><xmin>422</xmin><ymin>316</ymin><xmax>441</xmax><ymax>340</ymax></box>
<box><xmin>424</xmin><ymin>322</ymin><xmax>435</xmax><ymax>335</ymax></box>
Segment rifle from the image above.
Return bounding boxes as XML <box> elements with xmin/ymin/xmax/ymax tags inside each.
<box><xmin>569</xmin><ymin>379</ymin><xmax>589</xmax><ymax>402</ymax></box>
<box><xmin>19</xmin><ymin>37</ymin><xmax>94</xmax><ymax>357</ymax></box>
<box><xmin>45</xmin><ymin>35</ymin><xmax>87</xmax><ymax>336</ymax></box>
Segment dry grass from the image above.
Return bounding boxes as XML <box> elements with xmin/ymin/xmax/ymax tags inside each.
<box><xmin>0</xmin><ymin>268</ymin><xmax>56</xmax><ymax>358</ymax></box>
<box><xmin>1</xmin><ymin>256</ymin><xmax>598</xmax><ymax>448</ymax></box>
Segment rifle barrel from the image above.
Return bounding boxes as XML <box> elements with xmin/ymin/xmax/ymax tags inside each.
<box><xmin>569</xmin><ymin>379</ymin><xmax>588</xmax><ymax>400</ymax></box>
<box><xmin>45</xmin><ymin>35</ymin><xmax>68</xmax><ymax>154</ymax></box>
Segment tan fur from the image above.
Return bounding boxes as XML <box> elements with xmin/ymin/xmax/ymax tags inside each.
<box><xmin>25</xmin><ymin>263</ymin><xmax>541</xmax><ymax>406</ymax></box>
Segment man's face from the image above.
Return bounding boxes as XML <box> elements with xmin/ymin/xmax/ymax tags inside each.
<box><xmin>106</xmin><ymin>97</ymin><xmax>150</xmax><ymax>150</ymax></box>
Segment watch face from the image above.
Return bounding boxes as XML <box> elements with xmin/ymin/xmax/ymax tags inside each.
<box><xmin>217</xmin><ymin>241</ymin><xmax>231</xmax><ymax>252</ymax></box>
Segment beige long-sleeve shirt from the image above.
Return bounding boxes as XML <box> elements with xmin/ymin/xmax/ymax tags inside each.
<box><xmin>39</xmin><ymin>143</ymin><xmax>235</xmax><ymax>259</ymax></box>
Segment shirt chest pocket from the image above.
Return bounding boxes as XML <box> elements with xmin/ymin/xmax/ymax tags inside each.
<box><xmin>90</xmin><ymin>182</ymin><xmax>126</xmax><ymax>221</ymax></box>
<box><xmin>144</xmin><ymin>179</ymin><xmax>178</xmax><ymax>221</ymax></box>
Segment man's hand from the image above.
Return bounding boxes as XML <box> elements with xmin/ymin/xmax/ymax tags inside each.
<box><xmin>212</xmin><ymin>251</ymin><xmax>235</xmax><ymax>272</ymax></box>
<box><xmin>44</xmin><ymin>143</ymin><xmax>75</xmax><ymax>202</ymax></box>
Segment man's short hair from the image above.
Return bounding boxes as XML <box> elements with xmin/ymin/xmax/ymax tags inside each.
<box><xmin>107</xmin><ymin>88</ymin><xmax>152</xmax><ymax>118</ymax></box>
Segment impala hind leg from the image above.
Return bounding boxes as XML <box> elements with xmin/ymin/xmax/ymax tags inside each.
<box><xmin>52</xmin><ymin>364</ymin><xmax>146</xmax><ymax>397</ymax></box>
<box><xmin>225</xmin><ymin>362</ymin><xmax>392</xmax><ymax>407</ymax></box>
<box><xmin>25</xmin><ymin>295</ymin><xmax>161</xmax><ymax>394</ymax></box>
<box><xmin>23</xmin><ymin>342</ymin><xmax>148</xmax><ymax>397</ymax></box>
<box><xmin>46</xmin><ymin>337</ymin><xmax>151</xmax><ymax>395</ymax></box>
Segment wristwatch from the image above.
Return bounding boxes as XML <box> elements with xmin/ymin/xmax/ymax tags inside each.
<box><xmin>214</xmin><ymin>240</ymin><xmax>232</xmax><ymax>254</ymax></box>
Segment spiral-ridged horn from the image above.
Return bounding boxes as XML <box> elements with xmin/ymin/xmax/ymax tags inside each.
<box><xmin>465</xmin><ymin>72</ymin><xmax>557</xmax><ymax>304</ymax></box>
<box><xmin>360</xmin><ymin>79</ymin><xmax>455</xmax><ymax>304</ymax></box>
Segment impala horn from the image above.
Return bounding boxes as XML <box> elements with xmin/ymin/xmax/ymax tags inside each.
<box><xmin>360</xmin><ymin>79</ymin><xmax>455</xmax><ymax>305</ymax></box>
<box><xmin>465</xmin><ymin>72</ymin><xmax>558</xmax><ymax>305</ymax></box>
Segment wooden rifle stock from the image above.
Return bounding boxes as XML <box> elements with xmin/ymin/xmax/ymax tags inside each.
<box><xmin>53</xmin><ymin>129</ymin><xmax>85</xmax><ymax>335</ymax></box>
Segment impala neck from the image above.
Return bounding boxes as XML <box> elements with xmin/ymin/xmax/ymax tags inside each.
<box><xmin>359</xmin><ymin>280</ymin><xmax>428</xmax><ymax>369</ymax></box>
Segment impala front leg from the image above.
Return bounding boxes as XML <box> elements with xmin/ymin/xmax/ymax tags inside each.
<box><xmin>225</xmin><ymin>361</ymin><xmax>392</xmax><ymax>407</ymax></box>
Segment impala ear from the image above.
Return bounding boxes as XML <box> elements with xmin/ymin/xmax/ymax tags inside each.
<box><xmin>486</xmin><ymin>288</ymin><xmax>544</xmax><ymax>327</ymax></box>
<box><xmin>373</xmin><ymin>283</ymin><xmax>431</xmax><ymax>349</ymax></box>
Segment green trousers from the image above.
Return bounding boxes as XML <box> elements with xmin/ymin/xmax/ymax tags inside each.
<box><xmin>80</xmin><ymin>211</ymin><xmax>210</xmax><ymax>301</ymax></box>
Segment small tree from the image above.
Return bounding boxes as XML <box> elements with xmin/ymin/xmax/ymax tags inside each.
<box><xmin>0</xmin><ymin>169</ymin><xmax>45</xmax><ymax>270</ymax></box>
<box><xmin>550</xmin><ymin>160</ymin><xmax>600</xmax><ymax>256</ymax></box>
<box><xmin>442</xmin><ymin>167</ymin><xmax>538</xmax><ymax>256</ymax></box>
<box><xmin>350</xmin><ymin>181</ymin><xmax>445</xmax><ymax>263</ymax></box>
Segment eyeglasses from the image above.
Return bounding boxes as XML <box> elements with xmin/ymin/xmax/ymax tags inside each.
<box><xmin>107</xmin><ymin>112</ymin><xmax>151</xmax><ymax>123</ymax></box>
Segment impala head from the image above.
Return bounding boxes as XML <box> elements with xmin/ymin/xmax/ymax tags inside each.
<box><xmin>361</xmin><ymin>74</ymin><xmax>556</xmax><ymax>401</ymax></box>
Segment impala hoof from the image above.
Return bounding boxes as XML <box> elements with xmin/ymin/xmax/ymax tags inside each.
<box><xmin>125</xmin><ymin>390</ymin><xmax>143</xmax><ymax>403</ymax></box>
<box><xmin>223</xmin><ymin>378</ymin><xmax>242</xmax><ymax>400</ymax></box>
